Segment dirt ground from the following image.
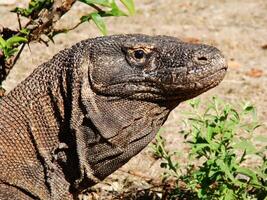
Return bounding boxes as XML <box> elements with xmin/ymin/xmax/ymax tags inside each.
<box><xmin>1</xmin><ymin>0</ymin><xmax>267</xmax><ymax>199</ymax></box>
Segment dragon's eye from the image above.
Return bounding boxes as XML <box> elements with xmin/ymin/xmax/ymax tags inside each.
<box><xmin>123</xmin><ymin>47</ymin><xmax>152</xmax><ymax>67</ymax></box>
<box><xmin>134</xmin><ymin>49</ymin><xmax>145</xmax><ymax>59</ymax></box>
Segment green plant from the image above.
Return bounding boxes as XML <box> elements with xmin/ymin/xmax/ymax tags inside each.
<box><xmin>0</xmin><ymin>36</ymin><xmax>28</xmax><ymax>59</ymax></box>
<box><xmin>151</xmin><ymin>130</ymin><xmax>180</xmax><ymax>181</ymax></box>
<box><xmin>152</xmin><ymin>97</ymin><xmax>267</xmax><ymax>200</ymax></box>
<box><xmin>79</xmin><ymin>0</ymin><xmax>134</xmax><ymax>35</ymax></box>
<box><xmin>0</xmin><ymin>0</ymin><xmax>135</xmax><ymax>92</ymax></box>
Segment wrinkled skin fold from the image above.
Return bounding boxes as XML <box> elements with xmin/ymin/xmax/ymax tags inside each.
<box><xmin>0</xmin><ymin>34</ymin><xmax>227</xmax><ymax>199</ymax></box>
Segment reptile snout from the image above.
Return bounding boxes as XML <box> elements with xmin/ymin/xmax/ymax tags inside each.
<box><xmin>192</xmin><ymin>45</ymin><xmax>228</xmax><ymax>72</ymax></box>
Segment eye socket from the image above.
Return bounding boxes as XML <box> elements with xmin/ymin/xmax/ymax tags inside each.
<box><xmin>133</xmin><ymin>49</ymin><xmax>145</xmax><ymax>59</ymax></box>
<box><xmin>123</xmin><ymin>47</ymin><xmax>153</xmax><ymax>67</ymax></box>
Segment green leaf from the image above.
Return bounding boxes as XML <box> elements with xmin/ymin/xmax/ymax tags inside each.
<box><xmin>229</xmin><ymin>108</ymin><xmax>240</xmax><ymax>122</ymax></box>
<box><xmin>206</xmin><ymin>125</ymin><xmax>214</xmax><ymax>142</ymax></box>
<box><xmin>254</xmin><ymin>135</ymin><xmax>267</xmax><ymax>143</ymax></box>
<box><xmin>188</xmin><ymin>98</ymin><xmax>201</xmax><ymax>109</ymax></box>
<box><xmin>239</xmin><ymin>150</ymin><xmax>247</xmax><ymax>164</ymax></box>
<box><xmin>236</xmin><ymin>166</ymin><xmax>261</xmax><ymax>186</ymax></box>
<box><xmin>108</xmin><ymin>0</ymin><xmax>127</xmax><ymax>16</ymax></box>
<box><xmin>192</xmin><ymin>143</ymin><xmax>210</xmax><ymax>153</ymax></box>
<box><xmin>11</xmin><ymin>7</ymin><xmax>30</xmax><ymax>17</ymax></box>
<box><xmin>20</xmin><ymin>28</ymin><xmax>30</xmax><ymax>36</ymax></box>
<box><xmin>78</xmin><ymin>0</ymin><xmax>112</xmax><ymax>7</ymax></box>
<box><xmin>223</xmin><ymin>188</ymin><xmax>235</xmax><ymax>200</ymax></box>
<box><xmin>120</xmin><ymin>0</ymin><xmax>135</xmax><ymax>15</ymax></box>
<box><xmin>233</xmin><ymin>139</ymin><xmax>257</xmax><ymax>154</ymax></box>
<box><xmin>12</xmin><ymin>0</ymin><xmax>53</xmax><ymax>17</ymax></box>
<box><xmin>7</xmin><ymin>48</ymin><xmax>18</xmax><ymax>58</ymax></box>
<box><xmin>0</xmin><ymin>36</ymin><xmax>7</xmax><ymax>48</ymax></box>
<box><xmin>244</xmin><ymin>105</ymin><xmax>254</xmax><ymax>112</ymax></box>
<box><xmin>90</xmin><ymin>12</ymin><xmax>107</xmax><ymax>35</ymax></box>
<box><xmin>254</xmin><ymin>167</ymin><xmax>267</xmax><ymax>180</ymax></box>
<box><xmin>216</xmin><ymin>159</ymin><xmax>240</xmax><ymax>185</ymax></box>
<box><xmin>6</xmin><ymin>36</ymin><xmax>27</xmax><ymax>48</ymax></box>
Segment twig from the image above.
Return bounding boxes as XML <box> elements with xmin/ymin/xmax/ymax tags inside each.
<box><xmin>12</xmin><ymin>43</ymin><xmax>26</xmax><ymax>67</ymax></box>
<box><xmin>67</xmin><ymin>21</ymin><xmax>83</xmax><ymax>31</ymax></box>
<box><xmin>0</xmin><ymin>0</ymin><xmax>76</xmax><ymax>83</ymax></box>
<box><xmin>89</xmin><ymin>4</ymin><xmax>104</xmax><ymax>13</ymax></box>
<box><xmin>17</xmin><ymin>13</ymin><xmax>22</xmax><ymax>30</ymax></box>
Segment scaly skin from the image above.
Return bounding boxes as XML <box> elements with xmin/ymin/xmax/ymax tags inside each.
<box><xmin>0</xmin><ymin>34</ymin><xmax>227</xmax><ymax>199</ymax></box>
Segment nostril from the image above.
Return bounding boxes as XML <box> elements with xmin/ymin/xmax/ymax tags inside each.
<box><xmin>197</xmin><ymin>56</ymin><xmax>208</xmax><ymax>61</ymax></box>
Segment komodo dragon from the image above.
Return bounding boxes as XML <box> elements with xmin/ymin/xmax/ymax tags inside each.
<box><xmin>0</xmin><ymin>34</ymin><xmax>227</xmax><ymax>200</ymax></box>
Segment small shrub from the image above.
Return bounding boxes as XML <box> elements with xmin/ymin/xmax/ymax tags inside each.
<box><xmin>151</xmin><ymin>97</ymin><xmax>267</xmax><ymax>200</ymax></box>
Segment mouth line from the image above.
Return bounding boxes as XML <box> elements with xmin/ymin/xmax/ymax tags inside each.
<box><xmin>127</xmin><ymin>67</ymin><xmax>227</xmax><ymax>99</ymax></box>
<box><xmin>164</xmin><ymin>67</ymin><xmax>227</xmax><ymax>100</ymax></box>
<box><xmin>162</xmin><ymin>67</ymin><xmax>227</xmax><ymax>88</ymax></box>
<box><xmin>98</xmin><ymin>66</ymin><xmax>227</xmax><ymax>99</ymax></box>
<box><xmin>108</xmin><ymin>66</ymin><xmax>227</xmax><ymax>87</ymax></box>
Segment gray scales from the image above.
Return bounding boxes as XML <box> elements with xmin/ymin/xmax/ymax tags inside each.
<box><xmin>0</xmin><ymin>34</ymin><xmax>227</xmax><ymax>200</ymax></box>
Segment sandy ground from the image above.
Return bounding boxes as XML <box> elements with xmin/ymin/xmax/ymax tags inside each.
<box><xmin>1</xmin><ymin>0</ymin><xmax>267</xmax><ymax>199</ymax></box>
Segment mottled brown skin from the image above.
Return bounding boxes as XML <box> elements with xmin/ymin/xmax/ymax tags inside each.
<box><xmin>0</xmin><ymin>34</ymin><xmax>227</xmax><ymax>199</ymax></box>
